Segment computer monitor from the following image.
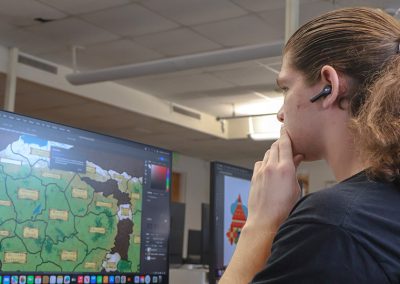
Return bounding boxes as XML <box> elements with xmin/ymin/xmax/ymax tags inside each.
<box><xmin>0</xmin><ymin>111</ymin><xmax>171</xmax><ymax>284</ymax></box>
<box><xmin>169</xmin><ymin>202</ymin><xmax>185</xmax><ymax>266</ymax></box>
<box><xmin>209</xmin><ymin>162</ymin><xmax>253</xmax><ymax>284</ymax></box>
<box><xmin>200</xmin><ymin>203</ymin><xmax>210</xmax><ymax>266</ymax></box>
<box><xmin>186</xmin><ymin>230</ymin><xmax>202</xmax><ymax>264</ymax></box>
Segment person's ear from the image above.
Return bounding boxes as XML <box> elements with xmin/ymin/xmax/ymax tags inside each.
<box><xmin>320</xmin><ymin>65</ymin><xmax>342</xmax><ymax>109</ymax></box>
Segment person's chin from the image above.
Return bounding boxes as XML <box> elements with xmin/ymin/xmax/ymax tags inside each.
<box><xmin>300</xmin><ymin>152</ymin><xmax>321</xmax><ymax>162</ymax></box>
<box><xmin>292</xmin><ymin>146</ymin><xmax>311</xmax><ymax>162</ymax></box>
<box><xmin>291</xmin><ymin>144</ymin><xmax>303</xmax><ymax>157</ymax></box>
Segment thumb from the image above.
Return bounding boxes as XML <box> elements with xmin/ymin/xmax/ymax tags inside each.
<box><xmin>293</xmin><ymin>154</ymin><xmax>304</xmax><ymax>170</ymax></box>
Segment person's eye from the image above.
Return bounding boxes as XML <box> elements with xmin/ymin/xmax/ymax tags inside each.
<box><xmin>281</xmin><ymin>87</ymin><xmax>289</xmax><ymax>95</ymax></box>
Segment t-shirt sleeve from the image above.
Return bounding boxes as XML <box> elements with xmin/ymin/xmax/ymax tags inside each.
<box><xmin>250</xmin><ymin>222</ymin><xmax>388</xmax><ymax>284</ymax></box>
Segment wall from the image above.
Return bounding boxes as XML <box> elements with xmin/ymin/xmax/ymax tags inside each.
<box><xmin>298</xmin><ymin>160</ymin><xmax>336</xmax><ymax>193</ymax></box>
<box><xmin>172</xmin><ymin>153</ymin><xmax>210</xmax><ymax>258</ymax></box>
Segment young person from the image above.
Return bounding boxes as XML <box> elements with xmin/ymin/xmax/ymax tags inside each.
<box><xmin>220</xmin><ymin>7</ymin><xmax>400</xmax><ymax>283</ymax></box>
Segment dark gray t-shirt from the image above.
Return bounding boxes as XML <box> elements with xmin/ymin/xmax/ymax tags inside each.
<box><xmin>252</xmin><ymin>171</ymin><xmax>400</xmax><ymax>283</ymax></box>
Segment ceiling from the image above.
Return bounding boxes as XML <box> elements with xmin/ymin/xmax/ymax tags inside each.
<box><xmin>0</xmin><ymin>0</ymin><xmax>398</xmax><ymax>166</ymax></box>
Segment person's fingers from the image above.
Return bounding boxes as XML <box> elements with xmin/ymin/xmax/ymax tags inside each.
<box><xmin>262</xmin><ymin>149</ymin><xmax>271</xmax><ymax>164</ymax></box>
<box><xmin>278</xmin><ymin>128</ymin><xmax>293</xmax><ymax>163</ymax></box>
<box><xmin>267</xmin><ymin>142</ymin><xmax>279</xmax><ymax>165</ymax></box>
<box><xmin>254</xmin><ymin>161</ymin><xmax>262</xmax><ymax>173</ymax></box>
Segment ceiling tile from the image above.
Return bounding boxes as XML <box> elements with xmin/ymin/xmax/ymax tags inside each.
<box><xmin>0</xmin><ymin>28</ymin><xmax>65</xmax><ymax>54</ymax></box>
<box><xmin>298</xmin><ymin>0</ymin><xmax>400</xmax><ymax>24</ymax></box>
<box><xmin>41</xmin><ymin>39</ymin><xmax>164</xmax><ymax>70</ymax></box>
<box><xmin>0</xmin><ymin>20</ymin><xmax>18</xmax><ymax>33</ymax></box>
<box><xmin>39</xmin><ymin>0</ymin><xmax>132</xmax><ymax>15</ymax></box>
<box><xmin>74</xmin><ymin>39</ymin><xmax>163</xmax><ymax>69</ymax></box>
<box><xmin>258</xmin><ymin>8</ymin><xmax>285</xmax><ymax>34</ymax></box>
<box><xmin>210</xmin><ymin>64</ymin><xmax>276</xmax><ymax>87</ymax></box>
<box><xmin>300</xmin><ymin>0</ymin><xmax>396</xmax><ymax>10</ymax></box>
<box><xmin>119</xmin><ymin>73</ymin><xmax>234</xmax><ymax>98</ymax></box>
<box><xmin>231</xmin><ymin>0</ymin><xmax>285</xmax><ymax>12</ymax></box>
<box><xmin>201</xmin><ymin>60</ymin><xmax>259</xmax><ymax>72</ymax></box>
<box><xmin>300</xmin><ymin>1</ymin><xmax>336</xmax><ymax>24</ymax></box>
<box><xmin>297</xmin><ymin>0</ymin><xmax>396</xmax><ymax>25</ymax></box>
<box><xmin>133</xmin><ymin>28</ymin><xmax>222</xmax><ymax>57</ymax></box>
<box><xmin>25</xmin><ymin>17</ymin><xmax>119</xmax><ymax>46</ymax></box>
<box><xmin>80</xmin><ymin>3</ymin><xmax>179</xmax><ymax>37</ymax></box>
<box><xmin>0</xmin><ymin>0</ymin><xmax>66</xmax><ymax>26</ymax></box>
<box><xmin>341</xmin><ymin>0</ymin><xmax>400</xmax><ymax>7</ymax></box>
<box><xmin>193</xmin><ymin>15</ymin><xmax>283</xmax><ymax>47</ymax></box>
<box><xmin>141</xmin><ymin>0</ymin><xmax>248</xmax><ymax>26</ymax></box>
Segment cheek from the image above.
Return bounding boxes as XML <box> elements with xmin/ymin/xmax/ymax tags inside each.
<box><xmin>296</xmin><ymin>98</ymin><xmax>309</xmax><ymax>110</ymax></box>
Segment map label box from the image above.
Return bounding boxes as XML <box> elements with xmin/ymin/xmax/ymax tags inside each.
<box><xmin>23</xmin><ymin>227</ymin><xmax>39</xmax><ymax>239</ymax></box>
<box><xmin>18</xmin><ymin>188</ymin><xmax>39</xmax><ymax>201</ymax></box>
<box><xmin>89</xmin><ymin>227</ymin><xmax>106</xmax><ymax>234</ymax></box>
<box><xmin>4</xmin><ymin>252</ymin><xmax>27</xmax><ymax>264</ymax></box>
<box><xmin>0</xmin><ymin>200</ymin><xmax>11</xmax><ymax>206</ymax></box>
<box><xmin>60</xmin><ymin>250</ymin><xmax>78</xmax><ymax>262</ymax></box>
<box><xmin>84</xmin><ymin>262</ymin><xmax>97</xmax><ymax>269</ymax></box>
<box><xmin>72</xmin><ymin>188</ymin><xmax>88</xmax><ymax>199</ymax></box>
<box><xmin>49</xmin><ymin>209</ymin><xmax>69</xmax><ymax>221</ymax></box>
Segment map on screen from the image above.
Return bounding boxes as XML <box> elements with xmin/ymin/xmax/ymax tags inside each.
<box><xmin>0</xmin><ymin>134</ymin><xmax>143</xmax><ymax>273</ymax></box>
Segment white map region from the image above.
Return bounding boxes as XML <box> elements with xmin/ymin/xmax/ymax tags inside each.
<box><xmin>102</xmin><ymin>252</ymin><xmax>121</xmax><ymax>272</ymax></box>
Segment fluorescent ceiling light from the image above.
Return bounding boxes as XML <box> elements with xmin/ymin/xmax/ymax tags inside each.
<box><xmin>248</xmin><ymin>115</ymin><xmax>281</xmax><ymax>141</ymax></box>
<box><xmin>248</xmin><ymin>132</ymin><xmax>280</xmax><ymax>141</ymax></box>
<box><xmin>236</xmin><ymin>97</ymin><xmax>283</xmax><ymax>116</ymax></box>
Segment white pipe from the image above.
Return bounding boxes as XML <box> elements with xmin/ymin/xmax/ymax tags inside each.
<box><xmin>66</xmin><ymin>41</ymin><xmax>284</xmax><ymax>85</ymax></box>
<box><xmin>4</xmin><ymin>47</ymin><xmax>18</xmax><ymax>112</ymax></box>
<box><xmin>285</xmin><ymin>0</ymin><xmax>300</xmax><ymax>43</ymax></box>
<box><xmin>72</xmin><ymin>45</ymin><xmax>84</xmax><ymax>73</ymax></box>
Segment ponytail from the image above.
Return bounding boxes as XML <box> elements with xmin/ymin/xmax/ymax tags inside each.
<box><xmin>351</xmin><ymin>56</ymin><xmax>400</xmax><ymax>184</ymax></box>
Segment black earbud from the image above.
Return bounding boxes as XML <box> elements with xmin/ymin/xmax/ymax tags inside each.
<box><xmin>310</xmin><ymin>85</ymin><xmax>332</xmax><ymax>103</ymax></box>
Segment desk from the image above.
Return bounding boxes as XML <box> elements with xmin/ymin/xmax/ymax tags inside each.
<box><xmin>169</xmin><ymin>266</ymin><xmax>208</xmax><ymax>284</ymax></box>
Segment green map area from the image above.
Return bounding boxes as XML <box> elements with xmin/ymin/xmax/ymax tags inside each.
<box><xmin>0</xmin><ymin>136</ymin><xmax>143</xmax><ymax>273</ymax></box>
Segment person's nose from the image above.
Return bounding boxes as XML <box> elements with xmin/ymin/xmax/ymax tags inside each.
<box><xmin>277</xmin><ymin>105</ymin><xmax>284</xmax><ymax>122</ymax></box>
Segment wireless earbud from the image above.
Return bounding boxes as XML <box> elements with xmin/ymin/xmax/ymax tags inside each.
<box><xmin>310</xmin><ymin>85</ymin><xmax>332</xmax><ymax>103</ymax></box>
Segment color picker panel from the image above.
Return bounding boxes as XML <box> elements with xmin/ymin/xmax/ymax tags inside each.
<box><xmin>150</xmin><ymin>165</ymin><xmax>168</xmax><ymax>190</ymax></box>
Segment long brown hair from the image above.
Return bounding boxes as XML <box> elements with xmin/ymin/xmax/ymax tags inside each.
<box><xmin>285</xmin><ymin>7</ymin><xmax>400</xmax><ymax>184</ymax></box>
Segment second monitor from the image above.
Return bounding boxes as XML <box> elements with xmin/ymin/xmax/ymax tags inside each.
<box><xmin>209</xmin><ymin>161</ymin><xmax>253</xmax><ymax>284</ymax></box>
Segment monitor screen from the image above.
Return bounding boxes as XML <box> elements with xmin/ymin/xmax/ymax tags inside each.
<box><xmin>168</xmin><ymin>202</ymin><xmax>185</xmax><ymax>266</ymax></box>
<box><xmin>209</xmin><ymin>162</ymin><xmax>252</xmax><ymax>283</ymax></box>
<box><xmin>200</xmin><ymin>203</ymin><xmax>209</xmax><ymax>266</ymax></box>
<box><xmin>0</xmin><ymin>111</ymin><xmax>171</xmax><ymax>284</ymax></box>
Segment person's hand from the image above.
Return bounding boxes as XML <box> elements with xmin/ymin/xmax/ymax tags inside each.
<box><xmin>245</xmin><ymin>127</ymin><xmax>304</xmax><ymax>233</ymax></box>
<box><xmin>219</xmin><ymin>128</ymin><xmax>304</xmax><ymax>284</ymax></box>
